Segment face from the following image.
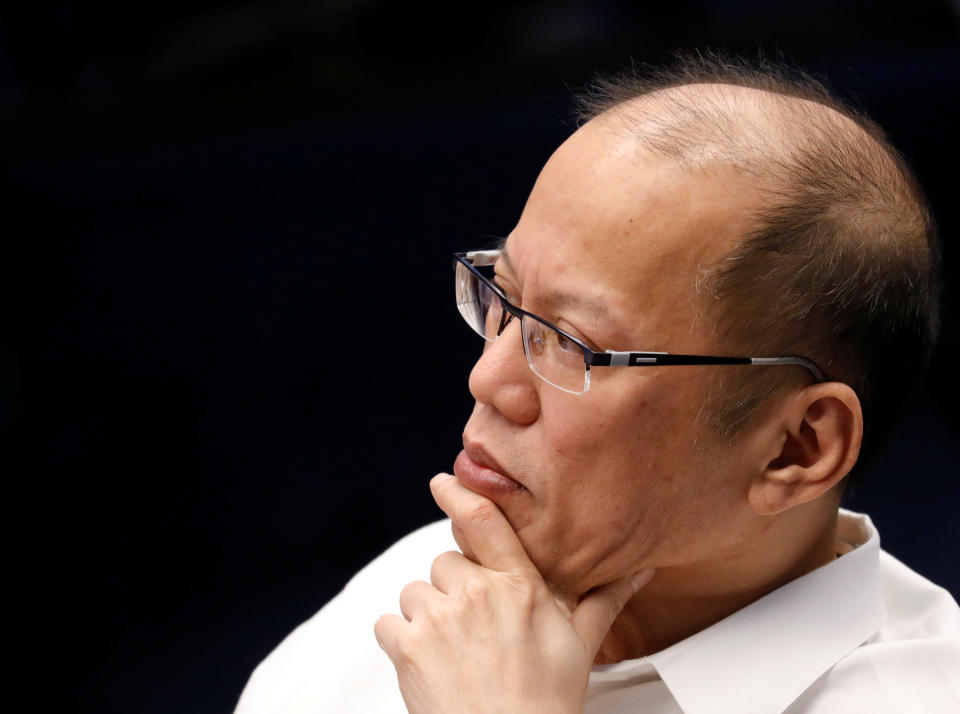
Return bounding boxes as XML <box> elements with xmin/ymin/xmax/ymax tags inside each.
<box><xmin>455</xmin><ymin>115</ymin><xmax>766</xmax><ymax>599</ymax></box>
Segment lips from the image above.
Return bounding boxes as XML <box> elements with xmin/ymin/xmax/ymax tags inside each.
<box><xmin>454</xmin><ymin>441</ymin><xmax>527</xmax><ymax>498</ymax></box>
<box><xmin>465</xmin><ymin>441</ymin><xmax>511</xmax><ymax>478</ymax></box>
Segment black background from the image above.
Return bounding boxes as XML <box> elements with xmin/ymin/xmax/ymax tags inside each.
<box><xmin>3</xmin><ymin>2</ymin><xmax>959</xmax><ymax>712</ymax></box>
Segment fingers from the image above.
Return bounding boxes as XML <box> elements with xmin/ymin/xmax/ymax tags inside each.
<box><xmin>430</xmin><ymin>549</ymin><xmax>482</xmax><ymax>593</ymax></box>
<box><xmin>450</xmin><ymin>522</ymin><xmax>479</xmax><ymax>564</ymax></box>
<box><xmin>430</xmin><ymin>473</ymin><xmax>536</xmax><ymax>576</ymax></box>
<box><xmin>373</xmin><ymin>612</ymin><xmax>406</xmax><ymax>660</ymax></box>
<box><xmin>398</xmin><ymin>579</ymin><xmax>438</xmax><ymax>621</ymax></box>
<box><xmin>570</xmin><ymin>569</ymin><xmax>656</xmax><ymax>656</ymax></box>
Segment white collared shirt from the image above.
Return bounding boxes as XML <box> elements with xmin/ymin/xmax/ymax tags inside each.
<box><xmin>235</xmin><ymin>510</ymin><xmax>960</xmax><ymax>714</ymax></box>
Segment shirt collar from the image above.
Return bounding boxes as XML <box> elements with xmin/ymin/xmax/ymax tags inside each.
<box><xmin>591</xmin><ymin>509</ymin><xmax>884</xmax><ymax>714</ymax></box>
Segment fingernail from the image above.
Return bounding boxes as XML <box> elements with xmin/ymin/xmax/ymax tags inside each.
<box><xmin>432</xmin><ymin>473</ymin><xmax>452</xmax><ymax>484</ymax></box>
<box><xmin>630</xmin><ymin>568</ymin><xmax>655</xmax><ymax>591</ymax></box>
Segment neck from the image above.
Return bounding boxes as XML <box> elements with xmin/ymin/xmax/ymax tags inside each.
<box><xmin>593</xmin><ymin>503</ymin><xmax>840</xmax><ymax>664</ymax></box>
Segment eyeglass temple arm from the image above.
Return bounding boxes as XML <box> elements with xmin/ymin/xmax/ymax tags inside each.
<box><xmin>749</xmin><ymin>357</ymin><xmax>827</xmax><ymax>382</ymax></box>
<box><xmin>459</xmin><ymin>251</ymin><xmax>827</xmax><ymax>383</ymax></box>
<box><xmin>592</xmin><ymin>351</ymin><xmax>827</xmax><ymax>382</ymax></box>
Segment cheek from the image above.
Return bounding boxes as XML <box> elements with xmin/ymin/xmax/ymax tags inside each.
<box><xmin>544</xmin><ymin>378</ymin><xmax>712</xmax><ymax>516</ymax></box>
<box><xmin>538</xmin><ymin>395</ymin><xmax>616</xmax><ymax>468</ymax></box>
<box><xmin>540</xmin><ymin>397</ymin><xmax>656</xmax><ymax>483</ymax></box>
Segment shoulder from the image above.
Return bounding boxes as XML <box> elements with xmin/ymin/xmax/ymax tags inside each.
<box><xmin>866</xmin><ymin>549</ymin><xmax>960</xmax><ymax>711</ymax></box>
<box><xmin>234</xmin><ymin>519</ymin><xmax>456</xmax><ymax>714</ymax></box>
<box><xmin>877</xmin><ymin>548</ymin><xmax>960</xmax><ymax>637</ymax></box>
<box><xmin>789</xmin><ymin>547</ymin><xmax>960</xmax><ymax>714</ymax></box>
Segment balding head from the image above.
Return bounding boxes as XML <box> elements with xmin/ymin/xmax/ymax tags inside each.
<box><xmin>593</xmin><ymin>81</ymin><xmax>895</xmax><ymax>180</ymax></box>
<box><xmin>576</xmin><ymin>57</ymin><xmax>939</xmax><ymax>492</ymax></box>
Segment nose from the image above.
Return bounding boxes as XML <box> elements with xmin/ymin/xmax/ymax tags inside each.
<box><xmin>468</xmin><ymin>316</ymin><xmax>541</xmax><ymax>425</ymax></box>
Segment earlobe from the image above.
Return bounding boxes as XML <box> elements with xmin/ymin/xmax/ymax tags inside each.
<box><xmin>748</xmin><ymin>383</ymin><xmax>863</xmax><ymax>516</ymax></box>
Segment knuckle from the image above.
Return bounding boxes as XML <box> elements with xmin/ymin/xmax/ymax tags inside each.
<box><xmin>430</xmin><ymin>551</ymin><xmax>459</xmax><ymax>581</ymax></box>
<box><xmin>460</xmin><ymin>576</ymin><xmax>492</xmax><ymax>605</ymax></box>
<box><xmin>398</xmin><ymin>580</ymin><xmax>419</xmax><ymax>601</ymax></box>
<box><xmin>433</xmin><ymin>550</ymin><xmax>460</xmax><ymax>568</ymax></box>
<box><xmin>421</xmin><ymin>603</ymin><xmax>448</xmax><ymax>630</ymax></box>
<box><xmin>503</xmin><ymin>572</ymin><xmax>538</xmax><ymax>607</ymax></box>
<box><xmin>392</xmin><ymin>633</ymin><xmax>419</xmax><ymax>668</ymax></box>
<box><xmin>463</xmin><ymin>498</ymin><xmax>497</xmax><ymax>527</ymax></box>
<box><xmin>373</xmin><ymin>614</ymin><xmax>393</xmax><ymax>646</ymax></box>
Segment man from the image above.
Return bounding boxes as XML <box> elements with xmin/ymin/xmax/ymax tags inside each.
<box><xmin>235</xmin><ymin>57</ymin><xmax>959</xmax><ymax>714</ymax></box>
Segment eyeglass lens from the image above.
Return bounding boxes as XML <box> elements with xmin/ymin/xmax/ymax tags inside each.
<box><xmin>455</xmin><ymin>260</ymin><xmax>588</xmax><ymax>394</ymax></box>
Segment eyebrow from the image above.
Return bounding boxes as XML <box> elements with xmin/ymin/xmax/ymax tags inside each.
<box><xmin>498</xmin><ymin>240</ymin><xmax>612</xmax><ymax>319</ymax></box>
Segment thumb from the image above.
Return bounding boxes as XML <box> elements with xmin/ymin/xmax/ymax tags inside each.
<box><xmin>569</xmin><ymin>569</ymin><xmax>655</xmax><ymax>656</ymax></box>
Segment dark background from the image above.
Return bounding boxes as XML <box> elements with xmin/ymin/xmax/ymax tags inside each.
<box><xmin>4</xmin><ymin>2</ymin><xmax>958</xmax><ymax>712</ymax></box>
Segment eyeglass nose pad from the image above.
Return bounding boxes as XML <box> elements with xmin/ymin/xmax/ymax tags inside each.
<box><xmin>497</xmin><ymin>310</ymin><xmax>515</xmax><ymax>337</ymax></box>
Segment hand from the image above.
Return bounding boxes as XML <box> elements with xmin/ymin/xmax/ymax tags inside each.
<box><xmin>374</xmin><ymin>473</ymin><xmax>655</xmax><ymax>714</ymax></box>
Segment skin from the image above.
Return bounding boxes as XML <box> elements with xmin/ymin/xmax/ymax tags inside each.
<box><xmin>375</xmin><ymin>87</ymin><xmax>864</xmax><ymax>713</ymax></box>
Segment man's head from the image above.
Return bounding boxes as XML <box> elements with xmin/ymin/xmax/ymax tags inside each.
<box><xmin>576</xmin><ymin>57</ymin><xmax>940</xmax><ymax>492</ymax></box>
<box><xmin>454</xmin><ymin>56</ymin><xmax>939</xmax><ymax>602</ymax></box>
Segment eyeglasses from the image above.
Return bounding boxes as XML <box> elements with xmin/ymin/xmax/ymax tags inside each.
<box><xmin>454</xmin><ymin>249</ymin><xmax>827</xmax><ymax>395</ymax></box>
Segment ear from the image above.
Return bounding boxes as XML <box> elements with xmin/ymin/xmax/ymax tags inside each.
<box><xmin>747</xmin><ymin>382</ymin><xmax>863</xmax><ymax>516</ymax></box>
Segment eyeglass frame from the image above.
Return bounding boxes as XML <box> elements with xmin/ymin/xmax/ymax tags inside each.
<box><xmin>454</xmin><ymin>249</ymin><xmax>827</xmax><ymax>393</ymax></box>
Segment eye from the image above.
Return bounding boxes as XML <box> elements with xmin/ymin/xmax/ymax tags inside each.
<box><xmin>555</xmin><ymin>330</ymin><xmax>581</xmax><ymax>354</ymax></box>
<box><xmin>546</xmin><ymin>327</ymin><xmax>586</xmax><ymax>366</ymax></box>
<box><xmin>553</xmin><ymin>319</ymin><xmax>605</xmax><ymax>353</ymax></box>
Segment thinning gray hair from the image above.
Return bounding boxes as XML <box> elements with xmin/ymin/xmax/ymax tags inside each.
<box><xmin>575</xmin><ymin>54</ymin><xmax>939</xmax><ymax>493</ymax></box>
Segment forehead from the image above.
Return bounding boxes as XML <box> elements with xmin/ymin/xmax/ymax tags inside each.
<box><xmin>503</xmin><ymin>116</ymin><xmax>758</xmax><ymax>346</ymax></box>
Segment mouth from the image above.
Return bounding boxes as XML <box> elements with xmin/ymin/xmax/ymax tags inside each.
<box><xmin>454</xmin><ymin>440</ymin><xmax>528</xmax><ymax>498</ymax></box>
